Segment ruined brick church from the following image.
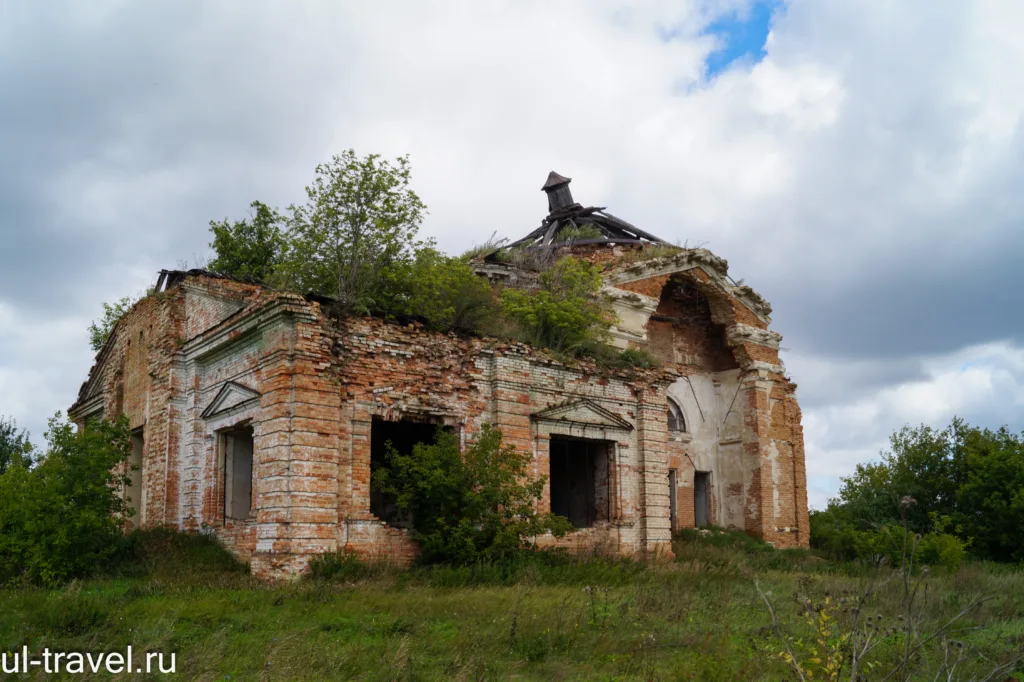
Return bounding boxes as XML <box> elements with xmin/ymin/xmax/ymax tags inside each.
<box><xmin>70</xmin><ymin>172</ymin><xmax>808</xmax><ymax>579</ymax></box>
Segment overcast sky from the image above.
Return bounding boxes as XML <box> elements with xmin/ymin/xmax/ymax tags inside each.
<box><xmin>2</xmin><ymin>1</ymin><xmax>1022</xmax><ymax>509</ymax></box>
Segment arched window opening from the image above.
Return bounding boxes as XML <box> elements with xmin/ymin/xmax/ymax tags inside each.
<box><xmin>667</xmin><ymin>398</ymin><xmax>686</xmax><ymax>433</ymax></box>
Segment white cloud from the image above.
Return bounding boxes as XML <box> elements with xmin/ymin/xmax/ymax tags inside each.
<box><xmin>748</xmin><ymin>61</ymin><xmax>845</xmax><ymax>131</ymax></box>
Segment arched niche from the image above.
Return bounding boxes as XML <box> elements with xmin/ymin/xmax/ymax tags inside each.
<box><xmin>645</xmin><ymin>276</ymin><xmax>740</xmax><ymax>371</ymax></box>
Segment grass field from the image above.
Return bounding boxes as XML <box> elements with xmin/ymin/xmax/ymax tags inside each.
<box><xmin>1</xmin><ymin>530</ymin><xmax>1022</xmax><ymax>681</ymax></box>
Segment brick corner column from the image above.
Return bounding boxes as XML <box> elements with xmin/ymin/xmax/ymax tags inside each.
<box><xmin>635</xmin><ymin>387</ymin><xmax>674</xmax><ymax>559</ymax></box>
<box><xmin>789</xmin><ymin>396</ymin><xmax>810</xmax><ymax>549</ymax></box>
<box><xmin>251</xmin><ymin>336</ymin><xmax>341</xmax><ymax>581</ymax></box>
<box><xmin>742</xmin><ymin>372</ymin><xmax>776</xmax><ymax>544</ymax></box>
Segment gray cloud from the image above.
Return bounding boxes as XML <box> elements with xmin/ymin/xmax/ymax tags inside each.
<box><xmin>781</xmin><ymin>352</ymin><xmax>930</xmax><ymax>409</ymax></box>
<box><xmin>0</xmin><ymin>2</ymin><xmax>356</xmax><ymax>313</ymax></box>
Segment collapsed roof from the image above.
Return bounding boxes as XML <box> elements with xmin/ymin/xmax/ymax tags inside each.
<box><xmin>483</xmin><ymin>171</ymin><xmax>669</xmax><ymax>261</ymax></box>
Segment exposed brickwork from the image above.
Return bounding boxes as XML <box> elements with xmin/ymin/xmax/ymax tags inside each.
<box><xmin>647</xmin><ymin>281</ymin><xmax>738</xmax><ymax>372</ymax></box>
<box><xmin>733</xmin><ymin>342</ymin><xmax>781</xmax><ymax>367</ymax></box>
<box><xmin>70</xmin><ymin>256</ymin><xmax>808</xmax><ymax>579</ymax></box>
<box><xmin>550</xmin><ymin>243</ymin><xmax>640</xmax><ymax>268</ymax></box>
<box><xmin>617</xmin><ymin>274</ymin><xmax>670</xmax><ymax>299</ymax></box>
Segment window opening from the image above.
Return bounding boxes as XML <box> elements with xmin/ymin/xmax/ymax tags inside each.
<box><xmin>668</xmin><ymin>468</ymin><xmax>678</xmax><ymax>532</ymax></box>
<box><xmin>668</xmin><ymin>398</ymin><xmax>686</xmax><ymax>432</ymax></box>
<box><xmin>549</xmin><ymin>436</ymin><xmax>611</xmax><ymax>528</ymax></box>
<box><xmin>126</xmin><ymin>428</ymin><xmax>145</xmax><ymax>529</ymax></box>
<box><xmin>370</xmin><ymin>418</ymin><xmax>447</xmax><ymax>528</ymax></box>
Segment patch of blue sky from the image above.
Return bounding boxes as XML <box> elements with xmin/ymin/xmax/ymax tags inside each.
<box><xmin>702</xmin><ymin>0</ymin><xmax>781</xmax><ymax>78</ymax></box>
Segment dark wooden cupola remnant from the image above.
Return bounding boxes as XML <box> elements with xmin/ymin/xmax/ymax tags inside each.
<box><xmin>542</xmin><ymin>171</ymin><xmax>580</xmax><ymax>213</ymax></box>
<box><xmin>483</xmin><ymin>171</ymin><xmax>670</xmax><ymax>260</ymax></box>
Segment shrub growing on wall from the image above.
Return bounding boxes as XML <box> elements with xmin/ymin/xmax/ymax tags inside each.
<box><xmin>0</xmin><ymin>415</ymin><xmax>132</xmax><ymax>586</ymax></box>
<box><xmin>87</xmin><ymin>295</ymin><xmax>141</xmax><ymax>352</ymax></box>
<box><xmin>371</xmin><ymin>424</ymin><xmax>572</xmax><ymax>565</ymax></box>
<box><xmin>500</xmin><ymin>256</ymin><xmax>614</xmax><ymax>354</ymax></box>
<box><xmin>207</xmin><ymin>200</ymin><xmax>285</xmax><ymax>282</ymax></box>
<box><xmin>392</xmin><ymin>247</ymin><xmax>500</xmax><ymax>332</ymax></box>
<box><xmin>277</xmin><ymin>150</ymin><xmax>428</xmax><ymax>315</ymax></box>
<box><xmin>201</xmin><ymin>154</ymin><xmax>635</xmax><ymax>360</ymax></box>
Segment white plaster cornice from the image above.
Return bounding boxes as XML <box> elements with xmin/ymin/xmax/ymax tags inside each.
<box><xmin>731</xmin><ymin>285</ymin><xmax>773</xmax><ymax>319</ymax></box>
<box><xmin>201</xmin><ymin>380</ymin><xmax>261</xmax><ymax>419</ymax></box>
<box><xmin>602</xmin><ymin>285</ymin><xmax>660</xmax><ymax>349</ymax></box>
<box><xmin>532</xmin><ymin>398</ymin><xmax>635</xmax><ymax>432</ymax></box>
<box><xmin>601</xmin><ymin>286</ymin><xmax>659</xmax><ymax>309</ymax></box>
<box><xmin>745</xmin><ymin>360</ymin><xmax>787</xmax><ymax>376</ymax></box>
<box><xmin>68</xmin><ymin>393</ymin><xmax>104</xmax><ymax>422</ymax></box>
<box><xmin>602</xmin><ymin>249</ymin><xmax>772</xmax><ymax>325</ymax></box>
<box><xmin>726</xmin><ymin>324</ymin><xmax>782</xmax><ymax>350</ymax></box>
<box><xmin>604</xmin><ymin>249</ymin><xmax>728</xmax><ymax>286</ymax></box>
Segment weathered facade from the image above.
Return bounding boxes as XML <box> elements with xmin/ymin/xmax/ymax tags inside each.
<box><xmin>70</xmin><ymin>174</ymin><xmax>808</xmax><ymax>579</ymax></box>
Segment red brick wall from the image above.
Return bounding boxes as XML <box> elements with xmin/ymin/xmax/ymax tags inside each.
<box><xmin>647</xmin><ymin>281</ymin><xmax>738</xmax><ymax>372</ymax></box>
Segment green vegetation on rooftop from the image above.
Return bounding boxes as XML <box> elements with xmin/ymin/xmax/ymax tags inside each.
<box><xmin>88</xmin><ymin>151</ymin><xmax>657</xmax><ymax>370</ymax></box>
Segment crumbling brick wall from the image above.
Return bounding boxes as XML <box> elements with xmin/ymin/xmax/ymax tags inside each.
<box><xmin>601</xmin><ymin>254</ymin><xmax>808</xmax><ymax>550</ymax></box>
<box><xmin>329</xmin><ymin>316</ymin><xmax>675</xmax><ymax>566</ymax></box>
<box><xmin>646</xmin><ymin>280</ymin><xmax>738</xmax><ymax>371</ymax></box>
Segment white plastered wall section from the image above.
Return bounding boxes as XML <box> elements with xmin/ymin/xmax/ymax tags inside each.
<box><xmin>666</xmin><ymin>370</ymin><xmax>747</xmax><ymax>529</ymax></box>
<box><xmin>600</xmin><ymin>252</ymin><xmax>786</xmax><ymax>535</ymax></box>
<box><xmin>173</xmin><ymin>293</ymin><xmax>308</xmax><ymax>538</ymax></box>
<box><xmin>175</xmin><ymin>334</ymin><xmax>264</xmax><ymax>531</ymax></box>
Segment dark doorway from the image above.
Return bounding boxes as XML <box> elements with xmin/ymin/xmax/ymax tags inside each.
<box><xmin>549</xmin><ymin>437</ymin><xmax>610</xmax><ymax>528</ymax></box>
<box><xmin>668</xmin><ymin>469</ymin><xmax>678</xmax><ymax>532</ymax></box>
<box><xmin>223</xmin><ymin>425</ymin><xmax>254</xmax><ymax>521</ymax></box>
<box><xmin>126</xmin><ymin>429</ymin><xmax>145</xmax><ymax>530</ymax></box>
<box><xmin>371</xmin><ymin>418</ymin><xmax>445</xmax><ymax>527</ymax></box>
<box><xmin>694</xmin><ymin>471</ymin><xmax>710</xmax><ymax>528</ymax></box>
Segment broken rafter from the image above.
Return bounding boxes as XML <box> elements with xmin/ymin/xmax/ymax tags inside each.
<box><xmin>498</xmin><ymin>209</ymin><xmax>669</xmax><ymax>252</ymax></box>
<box><xmin>593</xmin><ymin>210</ymin><xmax>667</xmax><ymax>244</ymax></box>
<box><xmin>481</xmin><ymin>173</ymin><xmax>671</xmax><ymax>261</ymax></box>
<box><xmin>543</xmin><ymin>219</ymin><xmax>561</xmax><ymax>244</ymax></box>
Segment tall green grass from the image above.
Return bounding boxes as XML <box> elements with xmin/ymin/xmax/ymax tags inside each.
<box><xmin>308</xmin><ymin>548</ymin><xmax>647</xmax><ymax>588</ymax></box>
<box><xmin>0</xmin><ymin>528</ymin><xmax>1019</xmax><ymax>680</ymax></box>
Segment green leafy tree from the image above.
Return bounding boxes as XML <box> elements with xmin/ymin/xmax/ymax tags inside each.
<box><xmin>957</xmin><ymin>424</ymin><xmax>1024</xmax><ymax>561</ymax></box>
<box><xmin>200</xmin><ymin>154</ymin><xmax>631</xmax><ymax>353</ymax></box>
<box><xmin>395</xmin><ymin>247</ymin><xmax>499</xmax><ymax>331</ymax></box>
<box><xmin>87</xmin><ymin>295</ymin><xmax>139</xmax><ymax>352</ymax></box>
<box><xmin>208</xmin><ymin>200</ymin><xmax>285</xmax><ymax>281</ymax></box>
<box><xmin>0</xmin><ymin>414</ymin><xmax>132</xmax><ymax>585</ymax></box>
<box><xmin>500</xmin><ymin>256</ymin><xmax>614</xmax><ymax>354</ymax></box>
<box><xmin>278</xmin><ymin>150</ymin><xmax>428</xmax><ymax>314</ymax></box>
<box><xmin>817</xmin><ymin>421</ymin><xmax>970</xmax><ymax>537</ymax></box>
<box><xmin>372</xmin><ymin>424</ymin><xmax>572</xmax><ymax>565</ymax></box>
<box><xmin>0</xmin><ymin>416</ymin><xmax>33</xmax><ymax>474</ymax></box>
<box><xmin>812</xmin><ymin>418</ymin><xmax>1024</xmax><ymax>562</ymax></box>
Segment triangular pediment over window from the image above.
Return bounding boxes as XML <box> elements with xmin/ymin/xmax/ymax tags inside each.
<box><xmin>201</xmin><ymin>381</ymin><xmax>261</xmax><ymax>419</ymax></box>
<box><xmin>531</xmin><ymin>399</ymin><xmax>634</xmax><ymax>431</ymax></box>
